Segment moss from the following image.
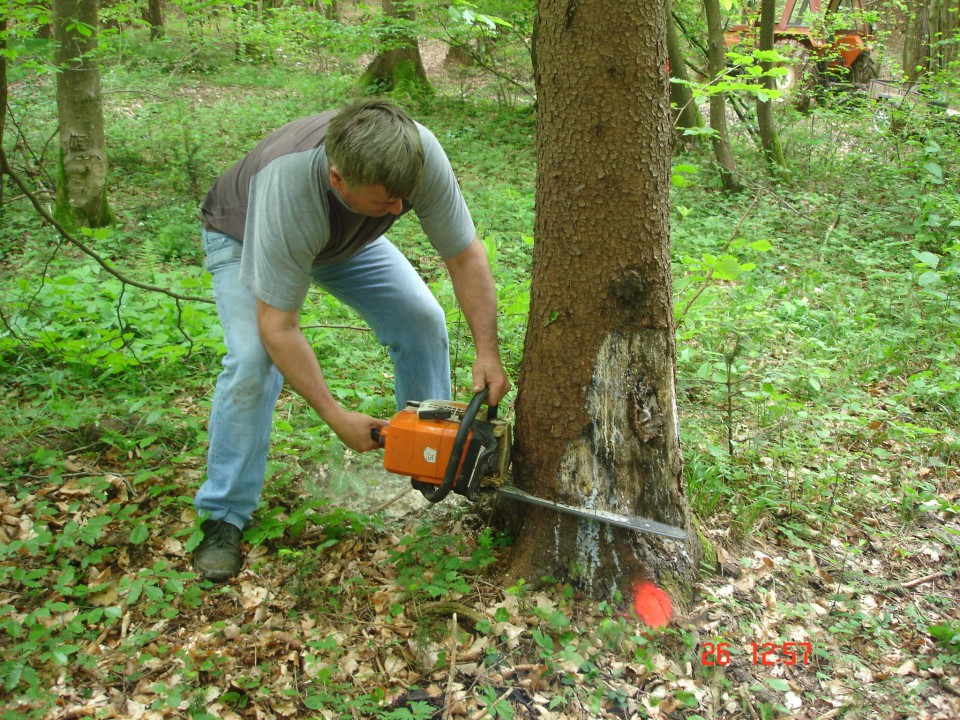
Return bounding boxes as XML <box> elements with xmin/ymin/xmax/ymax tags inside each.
<box><xmin>697</xmin><ymin>522</ymin><xmax>719</xmax><ymax>574</ymax></box>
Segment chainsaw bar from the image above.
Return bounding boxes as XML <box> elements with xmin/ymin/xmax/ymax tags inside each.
<box><xmin>493</xmin><ymin>485</ymin><xmax>688</xmax><ymax>541</ymax></box>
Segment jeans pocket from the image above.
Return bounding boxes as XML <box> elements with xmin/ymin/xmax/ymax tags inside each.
<box><xmin>203</xmin><ymin>231</ymin><xmax>243</xmax><ymax>274</ymax></box>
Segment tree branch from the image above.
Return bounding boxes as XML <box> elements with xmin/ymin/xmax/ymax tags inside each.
<box><xmin>0</xmin><ymin>149</ymin><xmax>213</xmax><ymax>305</ymax></box>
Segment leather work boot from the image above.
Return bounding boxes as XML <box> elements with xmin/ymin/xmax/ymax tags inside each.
<box><xmin>193</xmin><ymin>519</ymin><xmax>243</xmax><ymax>582</ymax></box>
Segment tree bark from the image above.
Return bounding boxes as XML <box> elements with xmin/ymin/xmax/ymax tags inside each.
<box><xmin>1</xmin><ymin>16</ymin><xmax>7</xmax><ymax>214</ymax></box>
<box><xmin>703</xmin><ymin>0</ymin><xmax>742</xmax><ymax>192</ymax></box>
<box><xmin>667</xmin><ymin>1</ymin><xmax>704</xmax><ymax>141</ymax></box>
<box><xmin>144</xmin><ymin>0</ymin><xmax>164</xmax><ymax>40</ymax></box>
<box><xmin>507</xmin><ymin>0</ymin><xmax>699</xmax><ymax>610</ymax></box>
<box><xmin>360</xmin><ymin>0</ymin><xmax>432</xmax><ymax>95</ymax></box>
<box><xmin>756</xmin><ymin>0</ymin><xmax>785</xmax><ymax>169</ymax></box>
<box><xmin>903</xmin><ymin>0</ymin><xmax>959</xmax><ymax>81</ymax></box>
<box><xmin>52</xmin><ymin>0</ymin><xmax>114</xmax><ymax>228</ymax></box>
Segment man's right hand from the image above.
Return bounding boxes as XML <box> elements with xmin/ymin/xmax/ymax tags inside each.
<box><xmin>257</xmin><ymin>299</ymin><xmax>389</xmax><ymax>452</ymax></box>
<box><xmin>328</xmin><ymin>411</ymin><xmax>389</xmax><ymax>453</ymax></box>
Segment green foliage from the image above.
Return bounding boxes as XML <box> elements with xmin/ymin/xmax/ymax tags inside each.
<box><xmin>1</xmin><ymin>3</ymin><xmax>958</xmax><ymax>716</ymax></box>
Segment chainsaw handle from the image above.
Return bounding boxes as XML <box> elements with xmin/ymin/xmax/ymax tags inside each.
<box><xmin>420</xmin><ymin>387</ymin><xmax>489</xmax><ymax>503</ymax></box>
<box><xmin>370</xmin><ymin>427</ymin><xmax>384</xmax><ymax>446</ymax></box>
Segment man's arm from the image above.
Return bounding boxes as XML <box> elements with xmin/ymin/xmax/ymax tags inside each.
<box><xmin>444</xmin><ymin>236</ymin><xmax>512</xmax><ymax>405</ymax></box>
<box><xmin>256</xmin><ymin>299</ymin><xmax>387</xmax><ymax>452</ymax></box>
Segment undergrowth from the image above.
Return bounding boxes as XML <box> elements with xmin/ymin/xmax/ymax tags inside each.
<box><xmin>1</xmin><ymin>14</ymin><xmax>958</xmax><ymax>720</ymax></box>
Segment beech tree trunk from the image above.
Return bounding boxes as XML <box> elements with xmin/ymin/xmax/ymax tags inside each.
<box><xmin>52</xmin><ymin>0</ymin><xmax>114</xmax><ymax>228</ymax></box>
<box><xmin>144</xmin><ymin>0</ymin><xmax>164</xmax><ymax>40</ymax></box>
<box><xmin>903</xmin><ymin>0</ymin><xmax>959</xmax><ymax>81</ymax></box>
<box><xmin>703</xmin><ymin>0</ymin><xmax>742</xmax><ymax>192</ymax></box>
<box><xmin>757</xmin><ymin>0</ymin><xmax>785</xmax><ymax>169</ymax></box>
<box><xmin>667</xmin><ymin>1</ymin><xmax>704</xmax><ymax>141</ymax></box>
<box><xmin>506</xmin><ymin>0</ymin><xmax>699</xmax><ymax>609</ymax></box>
<box><xmin>360</xmin><ymin>0</ymin><xmax>432</xmax><ymax>95</ymax></box>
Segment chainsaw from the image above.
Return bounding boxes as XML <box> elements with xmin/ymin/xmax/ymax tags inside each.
<box><xmin>372</xmin><ymin>389</ymin><xmax>687</xmax><ymax>541</ymax></box>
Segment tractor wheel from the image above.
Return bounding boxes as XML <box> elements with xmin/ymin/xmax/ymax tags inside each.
<box><xmin>774</xmin><ymin>39</ymin><xmax>819</xmax><ymax>109</ymax></box>
<box><xmin>848</xmin><ymin>50</ymin><xmax>879</xmax><ymax>86</ymax></box>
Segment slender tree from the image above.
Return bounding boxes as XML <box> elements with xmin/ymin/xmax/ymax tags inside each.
<box><xmin>903</xmin><ymin>0</ymin><xmax>959</xmax><ymax>81</ymax></box>
<box><xmin>507</xmin><ymin>0</ymin><xmax>699</xmax><ymax>608</ymax></box>
<box><xmin>756</xmin><ymin>0</ymin><xmax>785</xmax><ymax>169</ymax></box>
<box><xmin>702</xmin><ymin>0</ymin><xmax>742</xmax><ymax>192</ymax></box>
<box><xmin>360</xmin><ymin>0</ymin><xmax>432</xmax><ymax>95</ymax></box>
<box><xmin>667</xmin><ymin>0</ymin><xmax>704</xmax><ymax>140</ymax></box>
<box><xmin>52</xmin><ymin>0</ymin><xmax>114</xmax><ymax>228</ymax></box>
<box><xmin>144</xmin><ymin>0</ymin><xmax>164</xmax><ymax>40</ymax></box>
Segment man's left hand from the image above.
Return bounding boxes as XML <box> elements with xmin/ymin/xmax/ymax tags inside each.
<box><xmin>472</xmin><ymin>356</ymin><xmax>511</xmax><ymax>406</ymax></box>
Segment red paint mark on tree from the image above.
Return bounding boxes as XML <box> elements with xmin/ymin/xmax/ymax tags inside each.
<box><xmin>632</xmin><ymin>581</ymin><xmax>673</xmax><ymax>627</ymax></box>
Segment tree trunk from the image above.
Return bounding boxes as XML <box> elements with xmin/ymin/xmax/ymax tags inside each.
<box><xmin>144</xmin><ymin>0</ymin><xmax>164</xmax><ymax>40</ymax></box>
<box><xmin>52</xmin><ymin>0</ymin><xmax>114</xmax><ymax>228</ymax></box>
<box><xmin>321</xmin><ymin>0</ymin><xmax>341</xmax><ymax>21</ymax></box>
<box><xmin>667</xmin><ymin>1</ymin><xmax>704</xmax><ymax>141</ymax></box>
<box><xmin>703</xmin><ymin>0</ymin><xmax>742</xmax><ymax>192</ymax></box>
<box><xmin>904</xmin><ymin>0</ymin><xmax>959</xmax><ymax>81</ymax></box>
<box><xmin>507</xmin><ymin>0</ymin><xmax>699</xmax><ymax>611</ymax></box>
<box><xmin>360</xmin><ymin>0</ymin><xmax>432</xmax><ymax>95</ymax></box>
<box><xmin>1</xmin><ymin>15</ymin><xmax>7</xmax><ymax>214</ymax></box>
<box><xmin>756</xmin><ymin>0</ymin><xmax>785</xmax><ymax>169</ymax></box>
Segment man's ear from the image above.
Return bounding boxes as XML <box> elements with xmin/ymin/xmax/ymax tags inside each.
<box><xmin>329</xmin><ymin>166</ymin><xmax>345</xmax><ymax>191</ymax></box>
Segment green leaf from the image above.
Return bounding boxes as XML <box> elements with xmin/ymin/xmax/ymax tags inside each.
<box><xmin>924</xmin><ymin>162</ymin><xmax>943</xmax><ymax>183</ymax></box>
<box><xmin>912</xmin><ymin>250</ymin><xmax>940</xmax><ymax>268</ymax></box>
<box><xmin>917</xmin><ymin>270</ymin><xmax>941</xmax><ymax>286</ymax></box>
<box><xmin>130</xmin><ymin>525</ymin><xmax>151</xmax><ymax>545</ymax></box>
<box><xmin>766</xmin><ymin>677</ymin><xmax>790</xmax><ymax>692</ymax></box>
<box><xmin>750</xmin><ymin>239</ymin><xmax>773</xmax><ymax>252</ymax></box>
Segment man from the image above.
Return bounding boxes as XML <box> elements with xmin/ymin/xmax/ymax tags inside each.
<box><xmin>193</xmin><ymin>98</ymin><xmax>511</xmax><ymax>582</ymax></box>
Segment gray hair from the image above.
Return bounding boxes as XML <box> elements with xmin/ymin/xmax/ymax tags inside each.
<box><xmin>326</xmin><ymin>98</ymin><xmax>424</xmax><ymax>198</ymax></box>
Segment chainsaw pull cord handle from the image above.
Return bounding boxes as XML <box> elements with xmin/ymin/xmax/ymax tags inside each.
<box><xmin>420</xmin><ymin>387</ymin><xmax>489</xmax><ymax>503</ymax></box>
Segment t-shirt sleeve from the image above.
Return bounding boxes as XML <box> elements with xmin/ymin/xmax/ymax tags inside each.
<box><xmin>239</xmin><ymin>154</ymin><xmax>328</xmax><ymax>313</ymax></box>
<box><xmin>409</xmin><ymin>125</ymin><xmax>476</xmax><ymax>258</ymax></box>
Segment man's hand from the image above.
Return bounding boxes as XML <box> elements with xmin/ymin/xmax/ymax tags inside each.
<box><xmin>257</xmin><ymin>299</ymin><xmax>388</xmax><ymax>452</ymax></box>
<box><xmin>327</xmin><ymin>411</ymin><xmax>389</xmax><ymax>453</ymax></box>
<box><xmin>472</xmin><ymin>355</ymin><xmax>511</xmax><ymax>406</ymax></box>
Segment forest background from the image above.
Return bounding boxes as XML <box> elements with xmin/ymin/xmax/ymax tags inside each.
<box><xmin>0</xmin><ymin>0</ymin><xmax>958</xmax><ymax>719</ymax></box>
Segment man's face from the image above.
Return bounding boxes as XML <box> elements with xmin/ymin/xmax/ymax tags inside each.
<box><xmin>329</xmin><ymin>167</ymin><xmax>404</xmax><ymax>217</ymax></box>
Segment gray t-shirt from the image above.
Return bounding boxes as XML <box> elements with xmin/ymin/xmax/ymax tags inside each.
<box><xmin>200</xmin><ymin>113</ymin><xmax>476</xmax><ymax>312</ymax></box>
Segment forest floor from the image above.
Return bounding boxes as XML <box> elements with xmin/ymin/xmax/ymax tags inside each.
<box><xmin>3</xmin><ymin>409</ymin><xmax>957</xmax><ymax>720</ymax></box>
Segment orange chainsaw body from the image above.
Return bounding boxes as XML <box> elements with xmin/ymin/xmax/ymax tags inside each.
<box><xmin>375</xmin><ymin>398</ymin><xmax>509</xmax><ymax>500</ymax></box>
<box><xmin>379</xmin><ymin>404</ymin><xmax>474</xmax><ymax>486</ymax></box>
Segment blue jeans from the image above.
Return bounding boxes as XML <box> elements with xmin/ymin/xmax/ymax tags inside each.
<box><xmin>195</xmin><ymin>229</ymin><xmax>451</xmax><ymax>529</ymax></box>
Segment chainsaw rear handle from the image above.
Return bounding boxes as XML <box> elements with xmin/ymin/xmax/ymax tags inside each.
<box><xmin>422</xmin><ymin>386</ymin><xmax>489</xmax><ymax>503</ymax></box>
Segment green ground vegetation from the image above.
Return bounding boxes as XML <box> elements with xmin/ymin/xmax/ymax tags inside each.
<box><xmin>1</xmin><ymin>10</ymin><xmax>958</xmax><ymax>720</ymax></box>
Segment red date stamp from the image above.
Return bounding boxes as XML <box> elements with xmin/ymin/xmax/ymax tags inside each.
<box><xmin>701</xmin><ymin>641</ymin><xmax>813</xmax><ymax>667</ymax></box>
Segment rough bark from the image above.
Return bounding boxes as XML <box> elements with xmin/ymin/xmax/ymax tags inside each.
<box><xmin>52</xmin><ymin>0</ymin><xmax>114</xmax><ymax>228</ymax></box>
<box><xmin>903</xmin><ymin>0</ymin><xmax>959</xmax><ymax>81</ymax></box>
<box><xmin>667</xmin><ymin>1</ymin><xmax>704</xmax><ymax>141</ymax></box>
<box><xmin>360</xmin><ymin>0</ymin><xmax>432</xmax><ymax>95</ymax></box>
<box><xmin>507</xmin><ymin>0</ymin><xmax>699</xmax><ymax>609</ymax></box>
<box><xmin>756</xmin><ymin>0</ymin><xmax>785</xmax><ymax>169</ymax></box>
<box><xmin>703</xmin><ymin>0</ymin><xmax>742</xmax><ymax>192</ymax></box>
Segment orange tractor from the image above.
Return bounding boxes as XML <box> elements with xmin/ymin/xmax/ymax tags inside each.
<box><xmin>725</xmin><ymin>0</ymin><xmax>879</xmax><ymax>96</ymax></box>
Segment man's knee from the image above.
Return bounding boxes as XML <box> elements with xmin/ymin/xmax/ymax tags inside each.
<box><xmin>221</xmin><ymin>344</ymin><xmax>277</xmax><ymax>405</ymax></box>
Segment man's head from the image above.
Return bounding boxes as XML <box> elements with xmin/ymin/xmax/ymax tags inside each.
<box><xmin>326</xmin><ymin>98</ymin><xmax>424</xmax><ymax>209</ymax></box>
